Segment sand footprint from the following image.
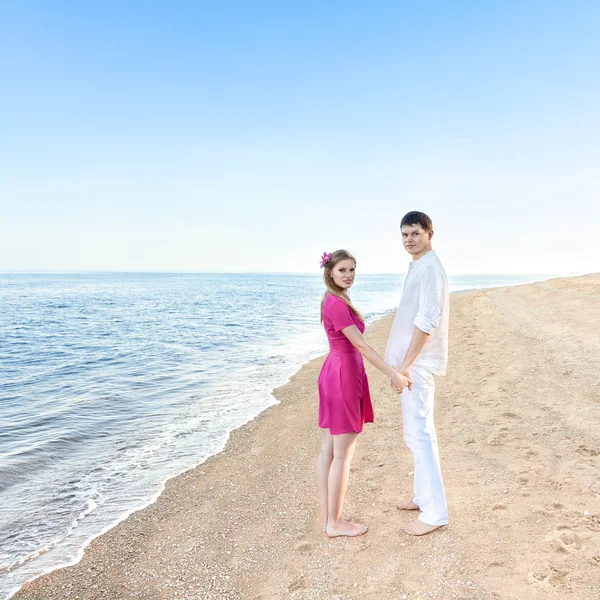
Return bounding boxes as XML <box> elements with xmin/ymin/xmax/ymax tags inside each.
<box><xmin>331</xmin><ymin>583</ymin><xmax>351</xmax><ymax>596</ymax></box>
<box><xmin>585</xmin><ymin>514</ymin><xmax>600</xmax><ymax>532</ymax></box>
<box><xmin>516</xmin><ymin>474</ymin><xmax>531</xmax><ymax>496</ymax></box>
<box><xmin>535</xmin><ymin>502</ymin><xmax>568</xmax><ymax>519</ymax></box>
<box><xmin>502</xmin><ymin>411</ymin><xmax>519</xmax><ymax>419</ymax></box>
<box><xmin>288</xmin><ymin>576</ymin><xmax>306</xmax><ymax>592</ymax></box>
<box><xmin>560</xmin><ymin>531</ymin><xmax>583</xmax><ymax>548</ymax></box>
<box><xmin>522</xmin><ymin>448</ymin><xmax>539</xmax><ymax>460</ymax></box>
<box><xmin>553</xmin><ymin>531</ymin><xmax>584</xmax><ymax>553</ymax></box>
<box><xmin>487</xmin><ymin>430</ymin><xmax>509</xmax><ymax>447</ymax></box>
<box><xmin>532</xmin><ymin>570</ymin><xmax>549</xmax><ymax>582</ymax></box>
<box><xmin>531</xmin><ymin>566</ymin><xmax>569</xmax><ymax>587</ymax></box>
<box><xmin>294</xmin><ymin>542</ymin><xmax>313</xmax><ymax>556</ymax></box>
<box><xmin>589</xmin><ymin>478</ymin><xmax>600</xmax><ymax>494</ymax></box>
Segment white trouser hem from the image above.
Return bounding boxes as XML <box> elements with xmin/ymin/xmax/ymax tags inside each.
<box><xmin>418</xmin><ymin>514</ymin><xmax>450</xmax><ymax>527</ymax></box>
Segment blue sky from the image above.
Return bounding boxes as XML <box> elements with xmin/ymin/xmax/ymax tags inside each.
<box><xmin>1</xmin><ymin>1</ymin><xmax>599</xmax><ymax>274</ymax></box>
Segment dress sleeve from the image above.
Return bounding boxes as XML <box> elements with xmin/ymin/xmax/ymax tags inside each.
<box><xmin>413</xmin><ymin>265</ymin><xmax>444</xmax><ymax>334</ymax></box>
<box><xmin>328</xmin><ymin>298</ymin><xmax>356</xmax><ymax>332</ymax></box>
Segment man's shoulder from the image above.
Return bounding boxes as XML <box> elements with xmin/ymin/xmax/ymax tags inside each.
<box><xmin>427</xmin><ymin>252</ymin><xmax>447</xmax><ymax>274</ymax></box>
<box><xmin>418</xmin><ymin>253</ymin><xmax>445</xmax><ymax>273</ymax></box>
<box><xmin>416</xmin><ymin>255</ymin><xmax>448</xmax><ymax>290</ymax></box>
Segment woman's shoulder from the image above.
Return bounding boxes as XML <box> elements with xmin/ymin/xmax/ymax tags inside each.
<box><xmin>324</xmin><ymin>292</ymin><xmax>342</xmax><ymax>303</ymax></box>
<box><xmin>324</xmin><ymin>293</ymin><xmax>350</xmax><ymax>310</ymax></box>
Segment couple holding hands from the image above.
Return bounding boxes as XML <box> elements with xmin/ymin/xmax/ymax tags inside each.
<box><xmin>316</xmin><ymin>211</ymin><xmax>449</xmax><ymax>538</ymax></box>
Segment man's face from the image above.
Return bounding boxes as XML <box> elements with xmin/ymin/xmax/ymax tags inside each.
<box><xmin>401</xmin><ymin>224</ymin><xmax>432</xmax><ymax>257</ymax></box>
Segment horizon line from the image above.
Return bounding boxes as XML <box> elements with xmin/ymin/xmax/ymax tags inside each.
<box><xmin>0</xmin><ymin>270</ymin><xmax>577</xmax><ymax>277</ymax></box>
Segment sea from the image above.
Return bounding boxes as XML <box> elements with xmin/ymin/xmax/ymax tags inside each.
<box><xmin>0</xmin><ymin>271</ymin><xmax>555</xmax><ymax>598</ymax></box>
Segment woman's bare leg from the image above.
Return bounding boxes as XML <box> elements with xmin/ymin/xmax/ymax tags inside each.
<box><xmin>326</xmin><ymin>432</ymin><xmax>367</xmax><ymax>537</ymax></box>
<box><xmin>316</xmin><ymin>430</ymin><xmax>334</xmax><ymax>531</ymax></box>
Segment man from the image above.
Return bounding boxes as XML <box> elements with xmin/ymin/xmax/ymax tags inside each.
<box><xmin>385</xmin><ymin>210</ymin><xmax>450</xmax><ymax>536</ymax></box>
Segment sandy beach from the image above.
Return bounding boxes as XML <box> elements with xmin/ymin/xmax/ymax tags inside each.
<box><xmin>13</xmin><ymin>274</ymin><xmax>600</xmax><ymax>600</ymax></box>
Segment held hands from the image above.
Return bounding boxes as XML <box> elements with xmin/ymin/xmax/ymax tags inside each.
<box><xmin>390</xmin><ymin>368</ymin><xmax>412</xmax><ymax>394</ymax></box>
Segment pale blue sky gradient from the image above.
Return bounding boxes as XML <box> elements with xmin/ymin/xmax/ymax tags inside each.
<box><xmin>1</xmin><ymin>1</ymin><xmax>599</xmax><ymax>274</ymax></box>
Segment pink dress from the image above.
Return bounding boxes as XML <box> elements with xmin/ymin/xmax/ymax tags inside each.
<box><xmin>318</xmin><ymin>294</ymin><xmax>374</xmax><ymax>434</ymax></box>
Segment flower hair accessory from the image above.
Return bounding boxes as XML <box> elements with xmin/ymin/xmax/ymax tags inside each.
<box><xmin>319</xmin><ymin>252</ymin><xmax>333</xmax><ymax>268</ymax></box>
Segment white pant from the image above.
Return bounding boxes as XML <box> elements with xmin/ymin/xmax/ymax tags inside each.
<box><xmin>401</xmin><ymin>366</ymin><xmax>449</xmax><ymax>526</ymax></box>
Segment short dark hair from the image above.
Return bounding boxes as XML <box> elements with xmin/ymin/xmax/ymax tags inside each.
<box><xmin>401</xmin><ymin>211</ymin><xmax>433</xmax><ymax>231</ymax></box>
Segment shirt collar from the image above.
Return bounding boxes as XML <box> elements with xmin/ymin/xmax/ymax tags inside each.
<box><xmin>409</xmin><ymin>249</ymin><xmax>436</xmax><ymax>269</ymax></box>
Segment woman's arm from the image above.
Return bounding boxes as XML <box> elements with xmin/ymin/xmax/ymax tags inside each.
<box><xmin>341</xmin><ymin>325</ymin><xmax>411</xmax><ymax>391</ymax></box>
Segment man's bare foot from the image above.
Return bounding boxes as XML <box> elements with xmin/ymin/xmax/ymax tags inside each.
<box><xmin>402</xmin><ymin>520</ymin><xmax>445</xmax><ymax>536</ymax></box>
<box><xmin>397</xmin><ymin>499</ymin><xmax>419</xmax><ymax>511</ymax></box>
<box><xmin>326</xmin><ymin>520</ymin><xmax>368</xmax><ymax>538</ymax></box>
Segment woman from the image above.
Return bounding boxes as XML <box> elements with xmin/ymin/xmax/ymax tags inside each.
<box><xmin>316</xmin><ymin>249</ymin><xmax>410</xmax><ymax>537</ymax></box>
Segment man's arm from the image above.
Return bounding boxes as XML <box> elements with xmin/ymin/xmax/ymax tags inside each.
<box><xmin>397</xmin><ymin>265</ymin><xmax>444</xmax><ymax>376</ymax></box>
<box><xmin>398</xmin><ymin>326</ymin><xmax>430</xmax><ymax>373</ymax></box>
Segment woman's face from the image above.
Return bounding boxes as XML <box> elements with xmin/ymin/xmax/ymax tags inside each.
<box><xmin>329</xmin><ymin>259</ymin><xmax>356</xmax><ymax>290</ymax></box>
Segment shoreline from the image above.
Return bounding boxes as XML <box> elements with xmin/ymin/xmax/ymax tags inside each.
<box><xmin>2</xmin><ymin>305</ymin><xmax>397</xmax><ymax>600</ymax></box>
<box><xmin>4</xmin><ymin>296</ymin><xmax>404</xmax><ymax>600</ymax></box>
<box><xmin>10</xmin><ymin>274</ymin><xmax>600</xmax><ymax>600</ymax></box>
<box><xmin>4</xmin><ymin>303</ymin><xmax>400</xmax><ymax>599</ymax></box>
<box><xmin>0</xmin><ymin>276</ymin><xmax>566</xmax><ymax>597</ymax></box>
<box><xmin>0</xmin><ymin>276</ymin><xmax>573</xmax><ymax>595</ymax></box>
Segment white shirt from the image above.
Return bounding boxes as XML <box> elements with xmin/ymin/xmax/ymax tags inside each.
<box><xmin>385</xmin><ymin>250</ymin><xmax>449</xmax><ymax>376</ymax></box>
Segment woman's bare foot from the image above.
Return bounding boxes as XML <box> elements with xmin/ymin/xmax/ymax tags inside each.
<box><xmin>323</xmin><ymin>515</ymin><xmax>352</xmax><ymax>533</ymax></box>
<box><xmin>402</xmin><ymin>520</ymin><xmax>445</xmax><ymax>536</ymax></box>
<box><xmin>397</xmin><ymin>499</ymin><xmax>419</xmax><ymax>510</ymax></box>
<box><xmin>326</xmin><ymin>520</ymin><xmax>368</xmax><ymax>538</ymax></box>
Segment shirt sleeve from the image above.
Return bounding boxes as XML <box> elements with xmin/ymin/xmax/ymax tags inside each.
<box><xmin>328</xmin><ymin>298</ymin><xmax>356</xmax><ymax>332</ymax></box>
<box><xmin>413</xmin><ymin>265</ymin><xmax>444</xmax><ymax>334</ymax></box>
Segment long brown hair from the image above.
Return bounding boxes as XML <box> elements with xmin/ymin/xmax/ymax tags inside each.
<box><xmin>320</xmin><ymin>249</ymin><xmax>364</xmax><ymax>323</ymax></box>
